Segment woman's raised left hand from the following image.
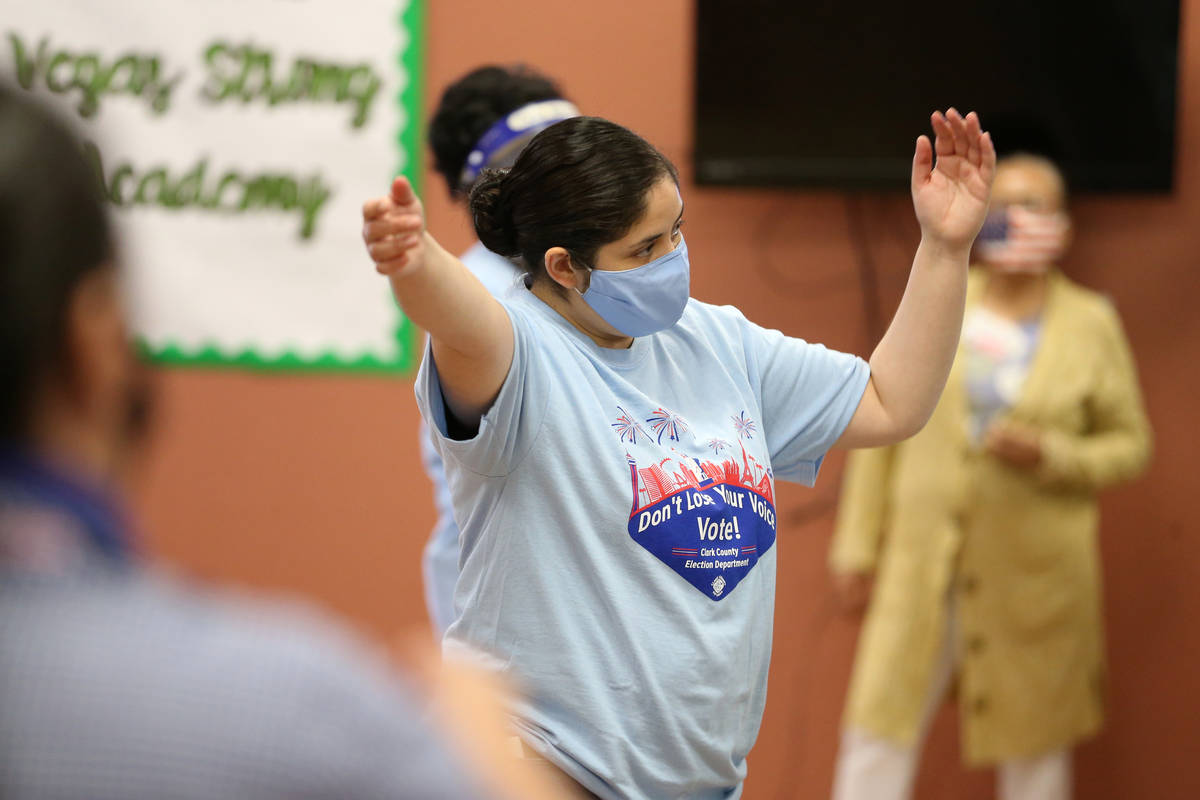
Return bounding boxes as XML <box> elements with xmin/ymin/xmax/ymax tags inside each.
<box><xmin>911</xmin><ymin>108</ymin><xmax>996</xmax><ymax>252</ymax></box>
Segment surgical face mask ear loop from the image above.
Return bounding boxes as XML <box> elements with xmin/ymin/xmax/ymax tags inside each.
<box><xmin>571</xmin><ymin>235</ymin><xmax>692</xmax><ymax>338</ymax></box>
<box><xmin>572</xmin><ymin>258</ymin><xmax>592</xmax><ymax>296</ymax></box>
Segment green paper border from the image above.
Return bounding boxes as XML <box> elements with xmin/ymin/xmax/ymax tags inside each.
<box><xmin>139</xmin><ymin>0</ymin><xmax>423</xmax><ymax>374</ymax></box>
<box><xmin>399</xmin><ymin>0</ymin><xmax>424</xmax><ymax>197</ymax></box>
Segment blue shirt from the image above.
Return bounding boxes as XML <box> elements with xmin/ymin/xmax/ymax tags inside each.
<box><xmin>0</xmin><ymin>450</ymin><xmax>494</xmax><ymax>800</ymax></box>
<box><xmin>416</xmin><ymin>286</ymin><xmax>869</xmax><ymax>799</ymax></box>
<box><xmin>421</xmin><ymin>242</ymin><xmax>521</xmax><ymax>636</ymax></box>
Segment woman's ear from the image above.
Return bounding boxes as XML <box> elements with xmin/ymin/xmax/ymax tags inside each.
<box><xmin>544</xmin><ymin>247</ymin><xmax>585</xmax><ymax>292</ymax></box>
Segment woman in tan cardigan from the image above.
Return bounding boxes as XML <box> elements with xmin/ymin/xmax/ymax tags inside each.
<box><xmin>829</xmin><ymin>155</ymin><xmax>1152</xmax><ymax>800</ymax></box>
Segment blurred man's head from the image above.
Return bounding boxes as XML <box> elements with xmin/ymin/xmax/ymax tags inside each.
<box><xmin>0</xmin><ymin>86</ymin><xmax>147</xmax><ymax>476</ymax></box>
<box><xmin>975</xmin><ymin>154</ymin><xmax>1072</xmax><ymax>273</ymax></box>
<box><xmin>992</xmin><ymin>154</ymin><xmax>1068</xmax><ymax>213</ymax></box>
<box><xmin>428</xmin><ymin>65</ymin><xmax>574</xmax><ymax>200</ymax></box>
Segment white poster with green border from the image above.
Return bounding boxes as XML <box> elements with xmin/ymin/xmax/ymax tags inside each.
<box><xmin>4</xmin><ymin>0</ymin><xmax>423</xmax><ymax>372</ymax></box>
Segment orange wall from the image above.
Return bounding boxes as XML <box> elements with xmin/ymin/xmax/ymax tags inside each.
<box><xmin>136</xmin><ymin>2</ymin><xmax>1200</xmax><ymax>797</ymax></box>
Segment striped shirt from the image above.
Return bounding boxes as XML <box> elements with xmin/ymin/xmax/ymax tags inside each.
<box><xmin>0</xmin><ymin>453</ymin><xmax>492</xmax><ymax>800</ymax></box>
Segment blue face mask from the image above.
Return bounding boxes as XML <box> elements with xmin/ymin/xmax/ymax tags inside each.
<box><xmin>577</xmin><ymin>235</ymin><xmax>690</xmax><ymax>337</ymax></box>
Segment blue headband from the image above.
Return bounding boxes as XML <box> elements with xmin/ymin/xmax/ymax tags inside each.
<box><xmin>458</xmin><ymin>99</ymin><xmax>580</xmax><ymax>189</ymax></box>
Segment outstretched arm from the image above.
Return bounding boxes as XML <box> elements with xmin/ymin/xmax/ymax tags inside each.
<box><xmin>362</xmin><ymin>177</ymin><xmax>514</xmax><ymax>430</ymax></box>
<box><xmin>835</xmin><ymin>109</ymin><xmax>995</xmax><ymax>449</ymax></box>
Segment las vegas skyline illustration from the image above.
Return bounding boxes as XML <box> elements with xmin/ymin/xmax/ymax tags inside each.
<box><xmin>613</xmin><ymin>406</ymin><xmax>776</xmax><ymax>517</ymax></box>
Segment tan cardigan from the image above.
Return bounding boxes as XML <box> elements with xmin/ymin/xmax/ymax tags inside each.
<box><xmin>830</xmin><ymin>269</ymin><xmax>1152</xmax><ymax>765</ymax></box>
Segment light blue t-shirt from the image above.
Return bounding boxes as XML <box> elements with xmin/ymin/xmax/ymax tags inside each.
<box><xmin>416</xmin><ymin>284</ymin><xmax>869</xmax><ymax>799</ymax></box>
<box><xmin>420</xmin><ymin>242</ymin><xmax>521</xmax><ymax>636</ymax></box>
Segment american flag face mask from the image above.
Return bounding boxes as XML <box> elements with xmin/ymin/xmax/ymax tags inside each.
<box><xmin>974</xmin><ymin>205</ymin><xmax>1071</xmax><ymax>273</ymax></box>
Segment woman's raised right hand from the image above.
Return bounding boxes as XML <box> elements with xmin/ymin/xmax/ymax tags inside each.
<box><xmin>362</xmin><ymin>176</ymin><xmax>427</xmax><ymax>277</ymax></box>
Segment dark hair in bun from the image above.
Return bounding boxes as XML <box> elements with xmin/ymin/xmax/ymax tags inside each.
<box><xmin>466</xmin><ymin>116</ymin><xmax>678</xmax><ymax>291</ymax></box>
<box><xmin>468</xmin><ymin>168</ymin><xmax>520</xmax><ymax>257</ymax></box>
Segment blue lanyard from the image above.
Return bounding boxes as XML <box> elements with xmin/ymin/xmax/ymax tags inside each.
<box><xmin>0</xmin><ymin>448</ymin><xmax>133</xmax><ymax>563</ymax></box>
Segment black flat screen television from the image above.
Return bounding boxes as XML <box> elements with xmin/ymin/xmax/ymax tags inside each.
<box><xmin>694</xmin><ymin>0</ymin><xmax>1181</xmax><ymax>192</ymax></box>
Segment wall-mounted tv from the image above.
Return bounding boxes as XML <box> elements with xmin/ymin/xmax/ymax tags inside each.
<box><xmin>694</xmin><ymin>0</ymin><xmax>1180</xmax><ymax>192</ymax></box>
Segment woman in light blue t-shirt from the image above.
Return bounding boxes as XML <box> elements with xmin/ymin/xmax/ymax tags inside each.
<box><xmin>361</xmin><ymin>113</ymin><xmax>995</xmax><ymax>799</ymax></box>
<box><xmin>421</xmin><ymin>65</ymin><xmax>581</xmax><ymax>637</ymax></box>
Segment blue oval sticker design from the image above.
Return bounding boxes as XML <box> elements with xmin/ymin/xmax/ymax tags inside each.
<box><xmin>615</xmin><ymin>407</ymin><xmax>777</xmax><ymax>601</ymax></box>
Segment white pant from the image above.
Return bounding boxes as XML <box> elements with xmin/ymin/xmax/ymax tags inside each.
<box><xmin>832</xmin><ymin>602</ymin><xmax>1071</xmax><ymax>800</ymax></box>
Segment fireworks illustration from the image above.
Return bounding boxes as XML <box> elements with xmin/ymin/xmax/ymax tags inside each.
<box><xmin>707</xmin><ymin>437</ymin><xmax>731</xmax><ymax>455</ymax></box>
<box><xmin>731</xmin><ymin>411</ymin><xmax>757</xmax><ymax>440</ymax></box>
<box><xmin>646</xmin><ymin>408</ymin><xmax>688</xmax><ymax>444</ymax></box>
<box><xmin>612</xmin><ymin>406</ymin><xmax>649</xmax><ymax>444</ymax></box>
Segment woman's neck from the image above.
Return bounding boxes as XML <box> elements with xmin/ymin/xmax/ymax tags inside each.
<box><xmin>528</xmin><ymin>280</ymin><xmax>635</xmax><ymax>350</ymax></box>
<box><xmin>980</xmin><ymin>270</ymin><xmax>1051</xmax><ymax>321</ymax></box>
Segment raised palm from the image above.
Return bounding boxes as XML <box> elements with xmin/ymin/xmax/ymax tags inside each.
<box><xmin>911</xmin><ymin>109</ymin><xmax>996</xmax><ymax>250</ymax></box>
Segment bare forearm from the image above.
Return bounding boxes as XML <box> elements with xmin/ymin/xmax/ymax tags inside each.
<box><xmin>834</xmin><ymin>110</ymin><xmax>992</xmax><ymax>449</ymax></box>
<box><xmin>388</xmin><ymin>232</ymin><xmax>509</xmax><ymax>361</ymax></box>
<box><xmin>867</xmin><ymin>237</ymin><xmax>969</xmax><ymax>437</ymax></box>
<box><xmin>363</xmin><ymin>178</ymin><xmax>513</xmax><ymax>425</ymax></box>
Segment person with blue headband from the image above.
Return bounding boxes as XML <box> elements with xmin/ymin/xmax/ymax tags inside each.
<box><xmin>422</xmin><ymin>66</ymin><xmax>579</xmax><ymax>638</ymax></box>
<box><xmin>362</xmin><ymin>110</ymin><xmax>996</xmax><ymax>798</ymax></box>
